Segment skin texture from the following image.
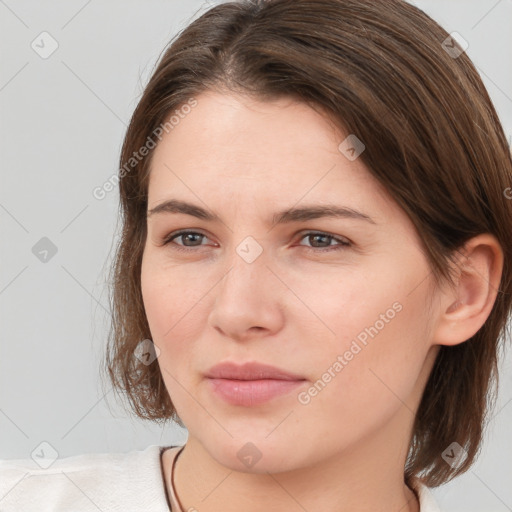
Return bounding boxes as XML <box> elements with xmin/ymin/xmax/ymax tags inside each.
<box><xmin>141</xmin><ymin>91</ymin><xmax>503</xmax><ymax>512</ymax></box>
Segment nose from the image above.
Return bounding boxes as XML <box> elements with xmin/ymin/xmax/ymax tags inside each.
<box><xmin>207</xmin><ymin>242</ymin><xmax>285</xmax><ymax>342</ymax></box>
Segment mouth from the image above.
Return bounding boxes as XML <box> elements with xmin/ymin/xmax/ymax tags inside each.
<box><xmin>205</xmin><ymin>361</ymin><xmax>307</xmax><ymax>406</ymax></box>
<box><xmin>205</xmin><ymin>360</ymin><xmax>306</xmax><ymax>381</ymax></box>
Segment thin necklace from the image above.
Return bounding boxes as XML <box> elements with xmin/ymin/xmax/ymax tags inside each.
<box><xmin>169</xmin><ymin>446</ymin><xmax>186</xmax><ymax>512</ymax></box>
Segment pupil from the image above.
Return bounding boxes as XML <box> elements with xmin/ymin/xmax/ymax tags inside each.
<box><xmin>312</xmin><ymin>234</ymin><xmax>328</xmax><ymax>247</ymax></box>
<box><xmin>186</xmin><ymin>233</ymin><xmax>200</xmax><ymax>245</ymax></box>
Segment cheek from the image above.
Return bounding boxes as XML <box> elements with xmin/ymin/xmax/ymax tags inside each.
<box><xmin>140</xmin><ymin>254</ymin><xmax>211</xmax><ymax>394</ymax></box>
<box><xmin>297</xmin><ymin>264</ymin><xmax>432</xmax><ymax>418</ymax></box>
<box><xmin>141</xmin><ymin>253</ymin><xmax>204</xmax><ymax>339</ymax></box>
<box><xmin>140</xmin><ymin>264</ymin><xmax>198</xmax><ymax>415</ymax></box>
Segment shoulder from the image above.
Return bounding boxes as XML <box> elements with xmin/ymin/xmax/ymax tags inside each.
<box><xmin>0</xmin><ymin>444</ymin><xmax>175</xmax><ymax>512</ymax></box>
<box><xmin>409</xmin><ymin>476</ymin><xmax>443</xmax><ymax>512</ymax></box>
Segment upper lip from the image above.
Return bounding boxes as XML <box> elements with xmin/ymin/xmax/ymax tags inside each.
<box><xmin>205</xmin><ymin>361</ymin><xmax>306</xmax><ymax>381</ymax></box>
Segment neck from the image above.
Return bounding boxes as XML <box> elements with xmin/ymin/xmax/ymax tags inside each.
<box><xmin>166</xmin><ymin>405</ymin><xmax>420</xmax><ymax>512</ymax></box>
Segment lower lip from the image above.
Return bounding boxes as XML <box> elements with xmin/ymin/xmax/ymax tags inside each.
<box><xmin>207</xmin><ymin>378</ymin><xmax>306</xmax><ymax>406</ymax></box>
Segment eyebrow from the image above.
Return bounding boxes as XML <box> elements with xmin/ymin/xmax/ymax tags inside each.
<box><xmin>147</xmin><ymin>199</ymin><xmax>377</xmax><ymax>225</ymax></box>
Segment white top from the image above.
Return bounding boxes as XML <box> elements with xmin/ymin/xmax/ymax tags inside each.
<box><xmin>0</xmin><ymin>444</ymin><xmax>442</xmax><ymax>511</ymax></box>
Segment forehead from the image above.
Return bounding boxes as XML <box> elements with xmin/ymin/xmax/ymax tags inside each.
<box><xmin>146</xmin><ymin>90</ymin><xmax>400</xmax><ymax>226</ymax></box>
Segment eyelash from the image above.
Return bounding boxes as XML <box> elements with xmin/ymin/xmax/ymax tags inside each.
<box><xmin>161</xmin><ymin>230</ymin><xmax>351</xmax><ymax>253</ymax></box>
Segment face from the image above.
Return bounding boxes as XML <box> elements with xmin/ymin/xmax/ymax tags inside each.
<box><xmin>141</xmin><ymin>90</ymin><xmax>441</xmax><ymax>473</ymax></box>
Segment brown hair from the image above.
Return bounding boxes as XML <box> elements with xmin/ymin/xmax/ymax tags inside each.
<box><xmin>102</xmin><ymin>0</ymin><xmax>512</xmax><ymax>488</ymax></box>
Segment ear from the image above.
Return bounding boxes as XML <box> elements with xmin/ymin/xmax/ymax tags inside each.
<box><xmin>432</xmin><ymin>233</ymin><xmax>504</xmax><ymax>346</ymax></box>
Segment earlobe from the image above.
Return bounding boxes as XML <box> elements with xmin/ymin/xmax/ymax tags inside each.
<box><xmin>432</xmin><ymin>234</ymin><xmax>504</xmax><ymax>347</ymax></box>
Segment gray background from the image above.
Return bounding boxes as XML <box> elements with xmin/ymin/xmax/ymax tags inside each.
<box><xmin>0</xmin><ymin>1</ymin><xmax>511</xmax><ymax>511</ymax></box>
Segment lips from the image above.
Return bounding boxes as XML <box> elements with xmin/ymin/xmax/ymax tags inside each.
<box><xmin>205</xmin><ymin>361</ymin><xmax>306</xmax><ymax>381</ymax></box>
<box><xmin>204</xmin><ymin>361</ymin><xmax>307</xmax><ymax>406</ymax></box>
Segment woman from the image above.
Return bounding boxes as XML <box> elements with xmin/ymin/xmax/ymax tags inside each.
<box><xmin>1</xmin><ymin>1</ymin><xmax>511</xmax><ymax>511</ymax></box>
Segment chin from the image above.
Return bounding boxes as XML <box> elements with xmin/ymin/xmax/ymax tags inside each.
<box><xmin>201</xmin><ymin>435</ymin><xmax>307</xmax><ymax>475</ymax></box>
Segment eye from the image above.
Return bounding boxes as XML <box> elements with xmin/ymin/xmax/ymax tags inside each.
<box><xmin>297</xmin><ymin>231</ymin><xmax>351</xmax><ymax>252</ymax></box>
<box><xmin>162</xmin><ymin>230</ymin><xmax>211</xmax><ymax>251</ymax></box>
